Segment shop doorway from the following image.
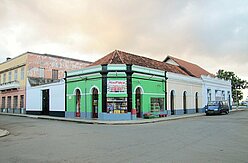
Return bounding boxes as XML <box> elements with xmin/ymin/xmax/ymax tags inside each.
<box><xmin>170</xmin><ymin>90</ymin><xmax>175</xmax><ymax>115</ymax></box>
<box><xmin>92</xmin><ymin>88</ymin><xmax>98</xmax><ymax>118</ymax></box>
<box><xmin>135</xmin><ymin>87</ymin><xmax>142</xmax><ymax>118</ymax></box>
<box><xmin>75</xmin><ymin>89</ymin><xmax>81</xmax><ymax>117</ymax></box>
<box><xmin>183</xmin><ymin>91</ymin><xmax>187</xmax><ymax>114</ymax></box>
<box><xmin>42</xmin><ymin>89</ymin><xmax>49</xmax><ymax>115</ymax></box>
<box><xmin>195</xmin><ymin>92</ymin><xmax>199</xmax><ymax>113</ymax></box>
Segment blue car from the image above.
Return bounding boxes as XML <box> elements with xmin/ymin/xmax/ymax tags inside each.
<box><xmin>205</xmin><ymin>101</ymin><xmax>230</xmax><ymax>115</ymax></box>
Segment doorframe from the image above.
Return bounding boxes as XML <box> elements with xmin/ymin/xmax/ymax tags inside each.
<box><xmin>183</xmin><ymin>91</ymin><xmax>187</xmax><ymax>114</ymax></box>
<box><xmin>92</xmin><ymin>87</ymin><xmax>99</xmax><ymax>118</ymax></box>
<box><xmin>195</xmin><ymin>92</ymin><xmax>199</xmax><ymax>113</ymax></box>
<box><xmin>170</xmin><ymin>90</ymin><xmax>175</xmax><ymax>115</ymax></box>
<box><xmin>134</xmin><ymin>86</ymin><xmax>143</xmax><ymax>118</ymax></box>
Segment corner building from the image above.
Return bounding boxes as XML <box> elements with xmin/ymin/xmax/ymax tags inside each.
<box><xmin>65</xmin><ymin>50</ymin><xmax>188</xmax><ymax>120</ymax></box>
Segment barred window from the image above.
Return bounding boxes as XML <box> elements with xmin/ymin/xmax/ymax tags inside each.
<box><xmin>1</xmin><ymin>97</ymin><xmax>6</xmax><ymax>108</ymax></box>
<box><xmin>7</xmin><ymin>96</ymin><xmax>11</xmax><ymax>108</ymax></box>
<box><xmin>52</xmin><ymin>69</ymin><xmax>58</xmax><ymax>79</ymax></box>
<box><xmin>13</xmin><ymin>96</ymin><xmax>18</xmax><ymax>109</ymax></box>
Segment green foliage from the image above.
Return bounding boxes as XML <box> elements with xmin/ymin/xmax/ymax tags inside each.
<box><xmin>216</xmin><ymin>70</ymin><xmax>248</xmax><ymax>103</ymax></box>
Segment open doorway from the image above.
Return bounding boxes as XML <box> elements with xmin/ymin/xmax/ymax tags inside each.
<box><xmin>75</xmin><ymin>89</ymin><xmax>81</xmax><ymax>117</ymax></box>
<box><xmin>170</xmin><ymin>90</ymin><xmax>175</xmax><ymax>115</ymax></box>
<box><xmin>42</xmin><ymin>89</ymin><xmax>49</xmax><ymax>115</ymax></box>
<box><xmin>92</xmin><ymin>88</ymin><xmax>98</xmax><ymax>118</ymax></box>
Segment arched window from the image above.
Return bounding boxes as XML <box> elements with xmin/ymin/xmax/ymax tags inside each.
<box><xmin>75</xmin><ymin>89</ymin><xmax>81</xmax><ymax>117</ymax></box>
<box><xmin>183</xmin><ymin>91</ymin><xmax>187</xmax><ymax>114</ymax></box>
<box><xmin>195</xmin><ymin>92</ymin><xmax>199</xmax><ymax>113</ymax></box>
<box><xmin>170</xmin><ymin>90</ymin><xmax>175</xmax><ymax>115</ymax></box>
<box><xmin>135</xmin><ymin>87</ymin><xmax>142</xmax><ymax>118</ymax></box>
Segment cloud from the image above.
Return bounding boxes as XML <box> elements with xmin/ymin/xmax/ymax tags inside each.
<box><xmin>0</xmin><ymin>0</ymin><xmax>247</xmax><ymax>77</ymax></box>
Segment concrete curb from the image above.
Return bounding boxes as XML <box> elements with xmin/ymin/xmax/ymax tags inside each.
<box><xmin>0</xmin><ymin>109</ymin><xmax>246</xmax><ymax>125</ymax></box>
<box><xmin>0</xmin><ymin>129</ymin><xmax>9</xmax><ymax>137</ymax></box>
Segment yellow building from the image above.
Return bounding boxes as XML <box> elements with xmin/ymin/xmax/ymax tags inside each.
<box><xmin>0</xmin><ymin>52</ymin><xmax>90</xmax><ymax>113</ymax></box>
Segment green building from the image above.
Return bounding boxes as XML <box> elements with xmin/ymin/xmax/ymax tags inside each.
<box><xmin>65</xmin><ymin>50</ymin><xmax>186</xmax><ymax>120</ymax></box>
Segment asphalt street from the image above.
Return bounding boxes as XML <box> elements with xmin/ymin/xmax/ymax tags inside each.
<box><xmin>0</xmin><ymin>110</ymin><xmax>248</xmax><ymax>163</ymax></box>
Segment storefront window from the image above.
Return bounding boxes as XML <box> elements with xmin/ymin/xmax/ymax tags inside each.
<box><xmin>150</xmin><ymin>98</ymin><xmax>164</xmax><ymax>112</ymax></box>
<box><xmin>107</xmin><ymin>97</ymin><xmax>127</xmax><ymax>114</ymax></box>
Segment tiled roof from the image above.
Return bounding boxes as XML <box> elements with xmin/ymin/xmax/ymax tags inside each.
<box><xmin>89</xmin><ymin>50</ymin><xmax>189</xmax><ymax>76</ymax></box>
<box><xmin>164</xmin><ymin>56</ymin><xmax>214</xmax><ymax>78</ymax></box>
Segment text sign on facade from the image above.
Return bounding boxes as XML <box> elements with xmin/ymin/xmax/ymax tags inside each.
<box><xmin>107</xmin><ymin>80</ymin><xmax>127</xmax><ymax>93</ymax></box>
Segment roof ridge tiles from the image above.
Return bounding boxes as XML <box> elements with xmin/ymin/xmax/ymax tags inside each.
<box><xmin>87</xmin><ymin>50</ymin><xmax>194</xmax><ymax>76</ymax></box>
<box><xmin>115</xmin><ymin>50</ymin><xmax>125</xmax><ymax>64</ymax></box>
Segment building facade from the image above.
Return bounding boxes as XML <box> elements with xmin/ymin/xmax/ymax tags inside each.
<box><xmin>164</xmin><ymin>55</ymin><xmax>232</xmax><ymax>114</ymax></box>
<box><xmin>66</xmin><ymin>64</ymin><xmax>167</xmax><ymax>120</ymax></box>
<box><xmin>202</xmin><ymin>75</ymin><xmax>232</xmax><ymax>108</ymax></box>
<box><xmin>167</xmin><ymin>72</ymin><xmax>203</xmax><ymax>115</ymax></box>
<box><xmin>0</xmin><ymin>52</ymin><xmax>90</xmax><ymax>114</ymax></box>
<box><xmin>65</xmin><ymin>50</ymin><xmax>205</xmax><ymax>120</ymax></box>
<box><xmin>26</xmin><ymin>78</ymin><xmax>65</xmax><ymax>117</ymax></box>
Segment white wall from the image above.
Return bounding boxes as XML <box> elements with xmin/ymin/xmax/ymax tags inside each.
<box><xmin>26</xmin><ymin>80</ymin><xmax>65</xmax><ymax>112</ymax></box>
<box><xmin>201</xmin><ymin>75</ymin><xmax>232</xmax><ymax>106</ymax></box>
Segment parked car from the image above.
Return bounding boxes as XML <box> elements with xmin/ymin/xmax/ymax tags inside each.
<box><xmin>205</xmin><ymin>101</ymin><xmax>230</xmax><ymax>115</ymax></box>
<box><xmin>241</xmin><ymin>101</ymin><xmax>248</xmax><ymax>106</ymax></box>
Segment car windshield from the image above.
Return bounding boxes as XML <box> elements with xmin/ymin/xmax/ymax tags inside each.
<box><xmin>208</xmin><ymin>101</ymin><xmax>219</xmax><ymax>106</ymax></box>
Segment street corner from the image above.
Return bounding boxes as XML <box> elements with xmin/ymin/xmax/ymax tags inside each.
<box><xmin>0</xmin><ymin>129</ymin><xmax>10</xmax><ymax>138</ymax></box>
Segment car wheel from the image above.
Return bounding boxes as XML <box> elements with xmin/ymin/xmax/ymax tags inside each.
<box><xmin>226</xmin><ymin>110</ymin><xmax>229</xmax><ymax>114</ymax></box>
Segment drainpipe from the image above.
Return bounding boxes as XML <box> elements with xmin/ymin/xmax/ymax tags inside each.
<box><xmin>164</xmin><ymin>71</ymin><xmax>168</xmax><ymax>113</ymax></box>
<box><xmin>100</xmin><ymin>64</ymin><xmax>108</xmax><ymax>113</ymax></box>
<box><xmin>64</xmin><ymin>71</ymin><xmax>67</xmax><ymax>115</ymax></box>
<box><xmin>85</xmin><ymin>78</ymin><xmax>87</xmax><ymax>118</ymax></box>
<box><xmin>126</xmin><ymin>64</ymin><xmax>133</xmax><ymax>119</ymax></box>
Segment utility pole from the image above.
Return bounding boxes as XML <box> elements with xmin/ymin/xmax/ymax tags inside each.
<box><xmin>235</xmin><ymin>83</ymin><xmax>240</xmax><ymax>110</ymax></box>
<box><xmin>236</xmin><ymin>87</ymin><xmax>238</xmax><ymax>110</ymax></box>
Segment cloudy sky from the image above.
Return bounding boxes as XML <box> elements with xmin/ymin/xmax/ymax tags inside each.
<box><xmin>0</xmin><ymin>0</ymin><xmax>247</xmax><ymax>99</ymax></box>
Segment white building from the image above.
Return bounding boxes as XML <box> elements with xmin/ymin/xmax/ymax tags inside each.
<box><xmin>202</xmin><ymin>75</ymin><xmax>232</xmax><ymax>107</ymax></box>
<box><xmin>26</xmin><ymin>77</ymin><xmax>65</xmax><ymax>117</ymax></box>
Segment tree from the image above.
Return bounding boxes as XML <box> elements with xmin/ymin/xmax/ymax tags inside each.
<box><xmin>216</xmin><ymin>70</ymin><xmax>248</xmax><ymax>104</ymax></box>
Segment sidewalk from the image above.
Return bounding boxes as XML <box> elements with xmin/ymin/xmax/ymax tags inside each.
<box><xmin>0</xmin><ymin>108</ymin><xmax>246</xmax><ymax>125</ymax></box>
